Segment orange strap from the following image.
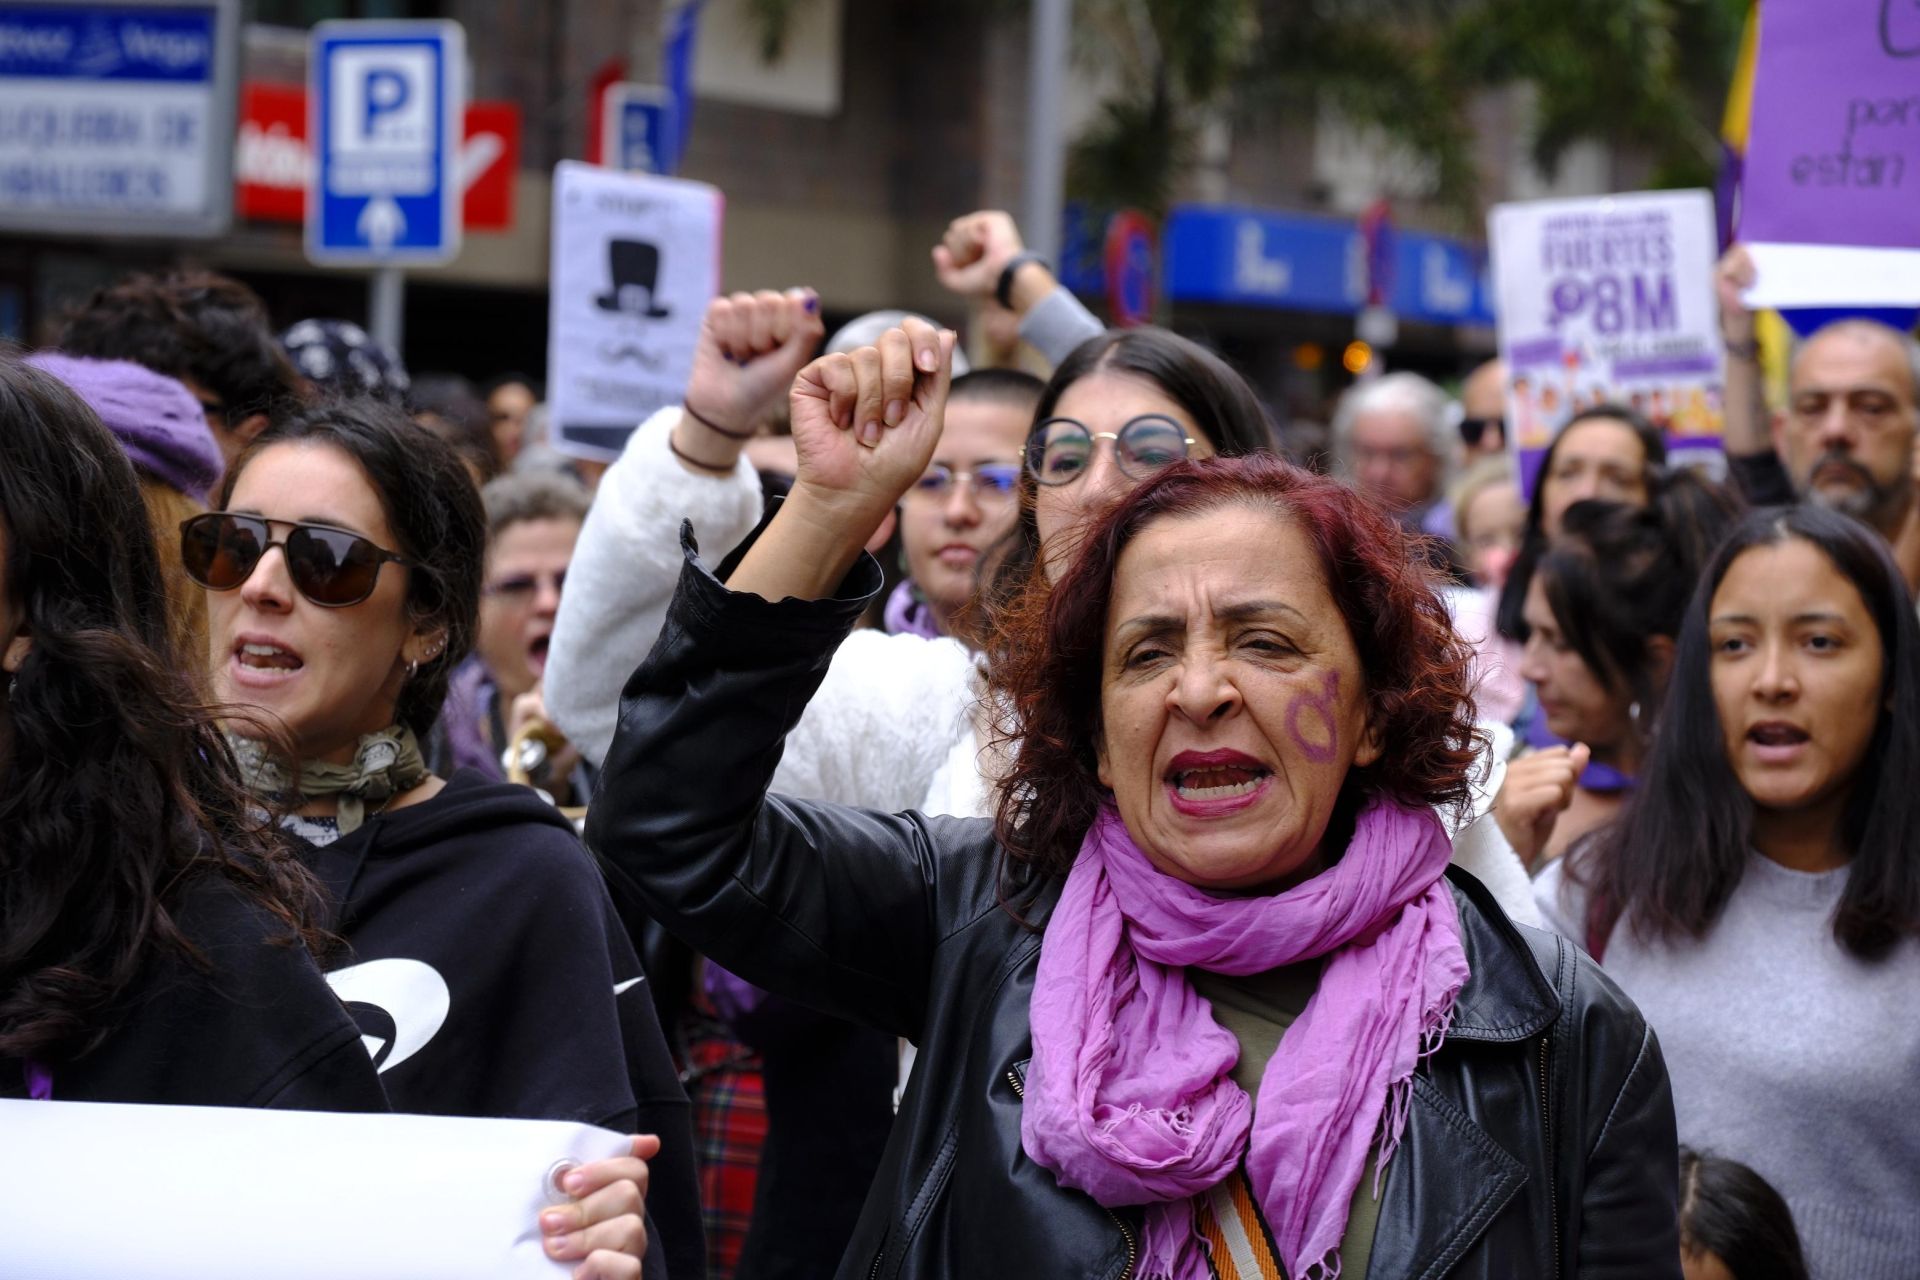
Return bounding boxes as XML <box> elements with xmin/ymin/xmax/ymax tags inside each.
<box><xmin>1195</xmin><ymin>1169</ymin><xmax>1286</xmax><ymax>1280</ymax></box>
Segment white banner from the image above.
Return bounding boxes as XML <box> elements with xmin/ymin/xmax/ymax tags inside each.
<box><xmin>0</xmin><ymin>1100</ymin><xmax>628</xmax><ymax>1278</ymax></box>
<box><xmin>546</xmin><ymin>160</ymin><xmax>722</xmax><ymax>462</ymax></box>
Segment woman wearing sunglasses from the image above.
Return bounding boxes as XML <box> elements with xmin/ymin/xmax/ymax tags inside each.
<box><xmin>0</xmin><ymin>357</ymin><xmax>386</xmax><ymax>1114</ymax></box>
<box><xmin>183</xmin><ymin>399</ymin><xmax>704</xmax><ymax>1280</ymax></box>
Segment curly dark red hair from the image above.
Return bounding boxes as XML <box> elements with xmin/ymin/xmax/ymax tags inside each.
<box><xmin>987</xmin><ymin>453</ymin><xmax>1482</xmax><ymax>879</ymax></box>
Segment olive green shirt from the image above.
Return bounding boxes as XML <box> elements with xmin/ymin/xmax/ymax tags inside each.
<box><xmin>1189</xmin><ymin>963</ymin><xmax>1380</xmax><ymax>1279</ymax></box>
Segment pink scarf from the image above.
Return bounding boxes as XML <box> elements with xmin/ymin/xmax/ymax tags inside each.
<box><xmin>1021</xmin><ymin>797</ymin><xmax>1469</xmax><ymax>1280</ymax></box>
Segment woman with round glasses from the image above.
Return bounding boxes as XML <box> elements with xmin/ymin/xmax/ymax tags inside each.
<box><xmin>887</xmin><ymin>368</ymin><xmax>1041</xmax><ymax>643</ymax></box>
<box><xmin>184</xmin><ymin>398</ymin><xmax>705</xmax><ymax>1280</ymax></box>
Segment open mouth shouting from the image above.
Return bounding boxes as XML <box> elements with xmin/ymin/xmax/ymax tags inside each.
<box><xmin>229</xmin><ymin>632</ymin><xmax>305</xmax><ymax>687</ymax></box>
<box><xmin>527</xmin><ymin>630</ymin><xmax>553</xmax><ymax>678</ymax></box>
<box><xmin>1746</xmin><ymin>720</ymin><xmax>1811</xmax><ymax>766</ymax></box>
<box><xmin>1165</xmin><ymin>748</ymin><xmax>1274</xmax><ymax>816</ymax></box>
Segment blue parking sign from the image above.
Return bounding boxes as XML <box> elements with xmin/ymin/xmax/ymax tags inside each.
<box><xmin>602</xmin><ymin>82</ymin><xmax>676</xmax><ymax>176</ymax></box>
<box><xmin>306</xmin><ymin>19</ymin><xmax>464</xmax><ymax>265</ymax></box>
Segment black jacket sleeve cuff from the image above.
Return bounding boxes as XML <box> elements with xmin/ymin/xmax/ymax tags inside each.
<box><xmin>670</xmin><ymin>501</ymin><xmax>885</xmax><ymax>669</ymax></box>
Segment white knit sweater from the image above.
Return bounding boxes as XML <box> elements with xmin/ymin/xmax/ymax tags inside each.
<box><xmin>546</xmin><ymin>408</ymin><xmax>980</xmax><ymax>815</ymax></box>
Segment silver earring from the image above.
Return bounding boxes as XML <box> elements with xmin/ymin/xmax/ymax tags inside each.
<box><xmin>1629</xmin><ymin>700</ymin><xmax>1643</xmax><ymax>725</ymax></box>
<box><xmin>406</xmin><ymin>659</ymin><xmax>420</xmax><ymax>681</ymax></box>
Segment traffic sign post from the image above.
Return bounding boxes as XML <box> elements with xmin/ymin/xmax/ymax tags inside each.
<box><xmin>0</xmin><ymin>0</ymin><xmax>241</xmax><ymax>238</ymax></box>
<box><xmin>601</xmin><ymin>83</ymin><xmax>676</xmax><ymax>176</ymax></box>
<box><xmin>306</xmin><ymin>19</ymin><xmax>465</xmax><ymax>267</ymax></box>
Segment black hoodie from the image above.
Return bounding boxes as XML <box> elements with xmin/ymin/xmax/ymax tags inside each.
<box><xmin>301</xmin><ymin>769</ymin><xmax>703</xmax><ymax>1280</ymax></box>
<box><xmin>1</xmin><ymin>874</ymin><xmax>388</xmax><ymax>1111</ymax></box>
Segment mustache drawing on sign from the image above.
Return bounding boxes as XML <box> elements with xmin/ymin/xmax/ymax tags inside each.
<box><xmin>596</xmin><ymin>342</ymin><xmax>668</xmax><ymax>369</ymax></box>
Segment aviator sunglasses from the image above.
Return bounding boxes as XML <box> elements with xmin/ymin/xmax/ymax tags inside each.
<box><xmin>1025</xmin><ymin>414</ymin><xmax>1197</xmax><ymax>486</ymax></box>
<box><xmin>180</xmin><ymin>512</ymin><xmax>411</xmax><ymax>609</ymax></box>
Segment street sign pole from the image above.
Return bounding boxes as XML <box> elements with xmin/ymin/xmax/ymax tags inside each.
<box><xmin>369</xmin><ymin>266</ymin><xmax>405</xmax><ymax>354</ymax></box>
<box><xmin>1022</xmin><ymin>0</ymin><xmax>1069</xmax><ymax>262</ymax></box>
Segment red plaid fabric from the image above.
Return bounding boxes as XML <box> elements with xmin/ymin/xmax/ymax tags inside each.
<box><xmin>682</xmin><ymin>1012</ymin><xmax>767</xmax><ymax>1280</ymax></box>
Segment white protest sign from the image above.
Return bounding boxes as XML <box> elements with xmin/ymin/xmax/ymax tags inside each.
<box><xmin>0</xmin><ymin>1100</ymin><xmax>628</xmax><ymax>1278</ymax></box>
<box><xmin>1489</xmin><ymin>189</ymin><xmax>1725</xmax><ymax>495</ymax></box>
<box><xmin>546</xmin><ymin>160</ymin><xmax>721</xmax><ymax>461</ymax></box>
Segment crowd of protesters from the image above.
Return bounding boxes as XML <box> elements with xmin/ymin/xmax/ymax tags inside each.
<box><xmin>1</xmin><ymin>205</ymin><xmax>1913</xmax><ymax>1280</ymax></box>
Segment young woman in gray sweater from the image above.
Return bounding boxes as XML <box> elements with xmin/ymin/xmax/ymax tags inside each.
<box><xmin>1536</xmin><ymin>505</ymin><xmax>1920</xmax><ymax>1280</ymax></box>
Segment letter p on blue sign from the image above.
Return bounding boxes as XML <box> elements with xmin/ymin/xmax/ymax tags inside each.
<box><xmin>363</xmin><ymin>66</ymin><xmax>410</xmax><ymax>135</ymax></box>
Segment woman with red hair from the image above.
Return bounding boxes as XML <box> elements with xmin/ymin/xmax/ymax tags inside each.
<box><xmin>588</xmin><ymin>324</ymin><xmax>1681</xmax><ymax>1278</ymax></box>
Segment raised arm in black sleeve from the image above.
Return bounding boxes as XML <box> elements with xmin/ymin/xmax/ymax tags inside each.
<box><xmin>586</xmin><ymin>519</ymin><xmax>999</xmax><ymax>1043</ymax></box>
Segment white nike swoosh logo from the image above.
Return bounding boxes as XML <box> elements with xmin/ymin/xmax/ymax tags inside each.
<box><xmin>613</xmin><ymin>976</ymin><xmax>646</xmax><ymax>995</ymax></box>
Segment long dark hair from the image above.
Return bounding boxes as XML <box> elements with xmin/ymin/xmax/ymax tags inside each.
<box><xmin>1678</xmin><ymin>1149</ymin><xmax>1810</xmax><ymax>1280</ymax></box>
<box><xmin>1574</xmin><ymin>506</ymin><xmax>1920</xmax><ymax>959</ymax></box>
<box><xmin>978</xmin><ymin>327</ymin><xmax>1277</xmax><ymax>624</ymax></box>
<box><xmin>0</xmin><ymin>357</ymin><xmax>326</xmax><ymax>1063</ymax></box>
<box><xmin>216</xmin><ymin>398</ymin><xmax>486</xmax><ymax>739</ymax></box>
<box><xmin>1496</xmin><ymin>405</ymin><xmax>1667</xmax><ymax>640</ymax></box>
<box><xmin>988</xmin><ymin>453</ymin><xmax>1480</xmax><ymax>880</ymax></box>
<box><xmin>1532</xmin><ymin>471</ymin><xmax>1744</xmax><ymax>724</ymax></box>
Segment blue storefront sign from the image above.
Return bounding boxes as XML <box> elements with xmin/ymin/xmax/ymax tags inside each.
<box><xmin>0</xmin><ymin>0</ymin><xmax>239</xmax><ymax>237</ymax></box>
<box><xmin>1065</xmin><ymin>203</ymin><xmax>1495</xmax><ymax>329</ymax></box>
<box><xmin>1388</xmin><ymin>228</ymin><xmax>1492</xmax><ymax>328</ymax></box>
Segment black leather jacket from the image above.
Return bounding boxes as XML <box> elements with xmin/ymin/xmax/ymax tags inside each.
<box><xmin>588</xmin><ymin>527</ymin><xmax>1682</xmax><ymax>1279</ymax></box>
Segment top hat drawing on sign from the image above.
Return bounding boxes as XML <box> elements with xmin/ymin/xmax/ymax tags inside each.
<box><xmin>595</xmin><ymin>240</ymin><xmax>672</xmax><ymax>319</ymax></box>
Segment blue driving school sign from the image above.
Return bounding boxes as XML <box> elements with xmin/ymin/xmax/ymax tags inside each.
<box><xmin>306</xmin><ymin>19</ymin><xmax>464</xmax><ymax>266</ymax></box>
<box><xmin>0</xmin><ymin>0</ymin><xmax>240</xmax><ymax>237</ymax></box>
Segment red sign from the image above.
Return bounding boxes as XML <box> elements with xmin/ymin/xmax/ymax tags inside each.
<box><xmin>236</xmin><ymin>83</ymin><xmax>306</xmax><ymax>223</ymax></box>
<box><xmin>1103</xmin><ymin>209</ymin><xmax>1157</xmax><ymax>328</ymax></box>
<box><xmin>462</xmin><ymin>102</ymin><xmax>521</xmax><ymax>230</ymax></box>
<box><xmin>585</xmin><ymin>58</ymin><xmax>627</xmax><ymax>167</ymax></box>
<box><xmin>234</xmin><ymin>83</ymin><xmax>522</xmax><ymax>232</ymax></box>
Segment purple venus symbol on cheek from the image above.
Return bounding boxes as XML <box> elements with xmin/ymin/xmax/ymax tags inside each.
<box><xmin>1285</xmin><ymin>669</ymin><xmax>1341</xmax><ymax>764</ymax></box>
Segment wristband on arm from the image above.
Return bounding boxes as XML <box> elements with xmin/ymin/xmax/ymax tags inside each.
<box><xmin>996</xmin><ymin>252</ymin><xmax>1051</xmax><ymax>311</ymax></box>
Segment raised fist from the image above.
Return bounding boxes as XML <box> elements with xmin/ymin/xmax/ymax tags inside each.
<box><xmin>1492</xmin><ymin>743</ymin><xmax>1591</xmax><ymax>869</ymax></box>
<box><xmin>684</xmin><ymin>288</ymin><xmax>825</xmax><ymax>437</ymax></box>
<box><xmin>932</xmin><ymin>211</ymin><xmax>1026</xmax><ymax>300</ymax></box>
<box><xmin>788</xmin><ymin>316</ymin><xmax>956</xmax><ymax>532</ymax></box>
<box><xmin>1714</xmin><ymin>246</ymin><xmax>1757</xmax><ymax>351</ymax></box>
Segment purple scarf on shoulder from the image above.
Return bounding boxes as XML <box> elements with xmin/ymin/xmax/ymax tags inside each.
<box><xmin>1021</xmin><ymin>798</ymin><xmax>1469</xmax><ymax>1280</ymax></box>
<box><xmin>882</xmin><ymin>580</ymin><xmax>945</xmax><ymax>639</ymax></box>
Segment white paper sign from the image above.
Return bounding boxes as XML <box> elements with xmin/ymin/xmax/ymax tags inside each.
<box><xmin>1742</xmin><ymin>242</ymin><xmax>1920</xmax><ymax>309</ymax></box>
<box><xmin>0</xmin><ymin>1100</ymin><xmax>629</xmax><ymax>1278</ymax></box>
<box><xmin>1488</xmin><ymin>189</ymin><xmax>1726</xmax><ymax>495</ymax></box>
<box><xmin>547</xmin><ymin>160</ymin><xmax>721</xmax><ymax>461</ymax></box>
